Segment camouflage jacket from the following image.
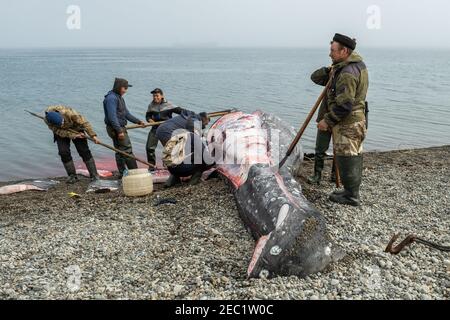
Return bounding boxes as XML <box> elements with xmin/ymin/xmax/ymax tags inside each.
<box><xmin>44</xmin><ymin>105</ymin><xmax>97</xmax><ymax>139</ymax></box>
<box><xmin>311</xmin><ymin>53</ymin><xmax>369</xmax><ymax>126</ymax></box>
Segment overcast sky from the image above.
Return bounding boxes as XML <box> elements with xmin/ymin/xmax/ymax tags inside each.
<box><xmin>1</xmin><ymin>0</ymin><xmax>449</xmax><ymax>48</ymax></box>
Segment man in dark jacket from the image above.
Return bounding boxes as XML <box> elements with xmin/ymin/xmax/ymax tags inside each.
<box><xmin>313</xmin><ymin>33</ymin><xmax>369</xmax><ymax>206</ymax></box>
<box><xmin>103</xmin><ymin>78</ymin><xmax>145</xmax><ymax>177</ymax></box>
<box><xmin>156</xmin><ymin>111</ymin><xmax>213</xmax><ymax>187</ymax></box>
<box><xmin>145</xmin><ymin>88</ymin><xmax>185</xmax><ymax>167</ymax></box>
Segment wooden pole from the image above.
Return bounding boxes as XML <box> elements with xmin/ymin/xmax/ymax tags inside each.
<box><xmin>126</xmin><ymin>110</ymin><xmax>233</xmax><ymax>130</ymax></box>
<box><xmin>126</xmin><ymin>120</ymin><xmax>165</xmax><ymax>130</ymax></box>
<box><xmin>26</xmin><ymin>110</ymin><xmax>155</xmax><ymax>168</ymax></box>
<box><xmin>278</xmin><ymin>69</ymin><xmax>335</xmax><ymax>169</ymax></box>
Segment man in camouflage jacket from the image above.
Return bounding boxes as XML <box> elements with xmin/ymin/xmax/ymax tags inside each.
<box><xmin>313</xmin><ymin>33</ymin><xmax>369</xmax><ymax>206</ymax></box>
<box><xmin>45</xmin><ymin>105</ymin><xmax>101</xmax><ymax>183</ymax></box>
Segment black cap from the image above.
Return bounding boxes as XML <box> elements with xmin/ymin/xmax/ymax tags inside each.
<box><xmin>151</xmin><ymin>88</ymin><xmax>164</xmax><ymax>95</ymax></box>
<box><xmin>332</xmin><ymin>33</ymin><xmax>356</xmax><ymax>50</ymax></box>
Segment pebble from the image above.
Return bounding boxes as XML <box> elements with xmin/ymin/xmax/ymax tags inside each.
<box><xmin>403</xmin><ymin>293</ymin><xmax>413</xmax><ymax>300</ymax></box>
<box><xmin>444</xmin><ymin>260</ymin><xmax>450</xmax><ymax>272</ymax></box>
<box><xmin>173</xmin><ymin>285</ymin><xmax>183</xmax><ymax>296</ymax></box>
<box><xmin>330</xmin><ymin>279</ymin><xmax>340</xmax><ymax>286</ymax></box>
<box><xmin>0</xmin><ymin>147</ymin><xmax>448</xmax><ymax>300</ymax></box>
<box><xmin>353</xmin><ymin>288</ymin><xmax>362</xmax><ymax>295</ymax></box>
<box><xmin>385</xmin><ymin>272</ymin><xmax>394</xmax><ymax>282</ymax></box>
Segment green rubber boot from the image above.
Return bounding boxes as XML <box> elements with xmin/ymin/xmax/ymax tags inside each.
<box><xmin>63</xmin><ymin>160</ymin><xmax>79</xmax><ymax>184</ymax></box>
<box><xmin>84</xmin><ymin>158</ymin><xmax>100</xmax><ymax>181</ymax></box>
<box><xmin>307</xmin><ymin>157</ymin><xmax>324</xmax><ymax>185</ymax></box>
<box><xmin>332</xmin><ymin>155</ymin><xmax>363</xmax><ymax>196</ymax></box>
<box><xmin>329</xmin><ymin>155</ymin><xmax>362</xmax><ymax>206</ymax></box>
<box><xmin>307</xmin><ymin>171</ymin><xmax>322</xmax><ymax>185</ymax></box>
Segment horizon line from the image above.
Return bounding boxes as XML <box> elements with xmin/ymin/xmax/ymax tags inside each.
<box><xmin>1</xmin><ymin>45</ymin><xmax>450</xmax><ymax>50</ymax></box>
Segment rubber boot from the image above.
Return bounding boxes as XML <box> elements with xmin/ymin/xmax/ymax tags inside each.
<box><xmin>331</xmin><ymin>155</ymin><xmax>363</xmax><ymax>196</ymax></box>
<box><xmin>84</xmin><ymin>158</ymin><xmax>100</xmax><ymax>181</ymax></box>
<box><xmin>146</xmin><ymin>130</ymin><xmax>158</xmax><ymax>167</ymax></box>
<box><xmin>115</xmin><ymin>154</ymin><xmax>127</xmax><ymax>179</ymax></box>
<box><xmin>329</xmin><ymin>155</ymin><xmax>362</xmax><ymax>206</ymax></box>
<box><xmin>63</xmin><ymin>160</ymin><xmax>78</xmax><ymax>184</ymax></box>
<box><xmin>164</xmin><ymin>174</ymin><xmax>181</xmax><ymax>188</ymax></box>
<box><xmin>330</xmin><ymin>159</ymin><xmax>336</xmax><ymax>183</ymax></box>
<box><xmin>189</xmin><ymin>171</ymin><xmax>203</xmax><ymax>186</ymax></box>
<box><xmin>125</xmin><ymin>158</ymin><xmax>138</xmax><ymax>170</ymax></box>
<box><xmin>307</xmin><ymin>171</ymin><xmax>321</xmax><ymax>185</ymax></box>
<box><xmin>307</xmin><ymin>156</ymin><xmax>324</xmax><ymax>185</ymax></box>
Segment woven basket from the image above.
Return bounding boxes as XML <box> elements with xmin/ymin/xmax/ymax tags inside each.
<box><xmin>127</xmin><ymin>168</ymin><xmax>150</xmax><ymax>176</ymax></box>
<box><xmin>122</xmin><ymin>169</ymin><xmax>153</xmax><ymax>197</ymax></box>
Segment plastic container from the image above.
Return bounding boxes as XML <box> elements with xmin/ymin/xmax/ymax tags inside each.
<box><xmin>122</xmin><ymin>169</ymin><xmax>153</xmax><ymax>197</ymax></box>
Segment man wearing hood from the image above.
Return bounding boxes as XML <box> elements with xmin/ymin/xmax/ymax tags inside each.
<box><xmin>312</xmin><ymin>33</ymin><xmax>369</xmax><ymax>206</ymax></box>
<box><xmin>103</xmin><ymin>78</ymin><xmax>145</xmax><ymax>177</ymax></box>
<box><xmin>156</xmin><ymin>110</ymin><xmax>213</xmax><ymax>187</ymax></box>
<box><xmin>145</xmin><ymin>88</ymin><xmax>186</xmax><ymax>167</ymax></box>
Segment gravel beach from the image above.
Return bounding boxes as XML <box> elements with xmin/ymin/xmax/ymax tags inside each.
<box><xmin>0</xmin><ymin>146</ymin><xmax>449</xmax><ymax>300</ymax></box>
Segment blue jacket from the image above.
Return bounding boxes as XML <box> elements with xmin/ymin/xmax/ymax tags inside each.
<box><xmin>156</xmin><ymin>110</ymin><xmax>203</xmax><ymax>146</ymax></box>
<box><xmin>103</xmin><ymin>91</ymin><xmax>141</xmax><ymax>132</ymax></box>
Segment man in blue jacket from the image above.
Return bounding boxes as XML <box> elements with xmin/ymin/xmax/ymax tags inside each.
<box><xmin>156</xmin><ymin>110</ymin><xmax>213</xmax><ymax>187</ymax></box>
<box><xmin>103</xmin><ymin>78</ymin><xmax>145</xmax><ymax>177</ymax></box>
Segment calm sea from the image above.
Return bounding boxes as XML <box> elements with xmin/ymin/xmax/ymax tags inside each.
<box><xmin>0</xmin><ymin>47</ymin><xmax>449</xmax><ymax>181</ymax></box>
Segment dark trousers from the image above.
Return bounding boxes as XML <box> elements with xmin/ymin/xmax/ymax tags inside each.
<box><xmin>168</xmin><ymin>162</ymin><xmax>214</xmax><ymax>178</ymax></box>
<box><xmin>146</xmin><ymin>129</ymin><xmax>158</xmax><ymax>165</ymax></box>
<box><xmin>55</xmin><ymin>135</ymin><xmax>92</xmax><ymax>164</ymax></box>
<box><xmin>106</xmin><ymin>126</ymin><xmax>138</xmax><ymax>174</ymax></box>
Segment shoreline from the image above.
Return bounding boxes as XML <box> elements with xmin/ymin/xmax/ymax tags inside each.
<box><xmin>0</xmin><ymin>145</ymin><xmax>449</xmax><ymax>299</ymax></box>
<box><xmin>1</xmin><ymin>144</ymin><xmax>449</xmax><ymax>185</ymax></box>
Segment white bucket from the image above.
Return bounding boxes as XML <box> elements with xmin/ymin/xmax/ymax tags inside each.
<box><xmin>122</xmin><ymin>169</ymin><xmax>153</xmax><ymax>197</ymax></box>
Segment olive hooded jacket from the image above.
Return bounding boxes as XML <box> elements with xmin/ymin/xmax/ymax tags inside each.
<box><xmin>311</xmin><ymin>52</ymin><xmax>369</xmax><ymax>127</ymax></box>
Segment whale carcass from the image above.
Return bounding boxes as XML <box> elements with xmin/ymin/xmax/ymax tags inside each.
<box><xmin>206</xmin><ymin>111</ymin><xmax>343</xmax><ymax>278</ymax></box>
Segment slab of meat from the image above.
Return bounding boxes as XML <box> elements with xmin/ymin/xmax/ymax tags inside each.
<box><xmin>0</xmin><ymin>180</ymin><xmax>59</xmax><ymax>195</ymax></box>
